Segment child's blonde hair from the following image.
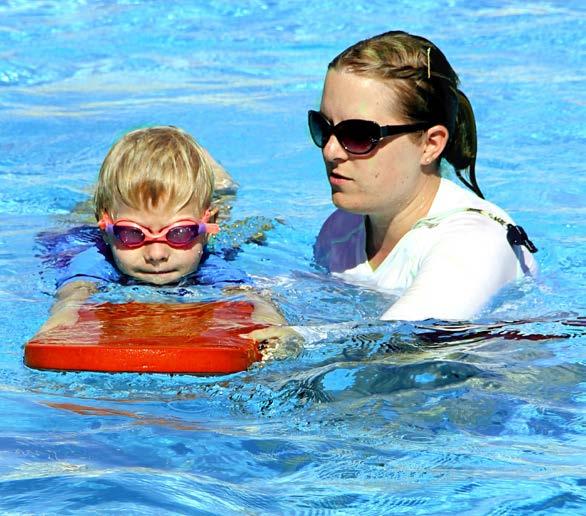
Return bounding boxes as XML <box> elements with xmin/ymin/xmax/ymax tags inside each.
<box><xmin>94</xmin><ymin>126</ymin><xmax>215</xmax><ymax>219</ymax></box>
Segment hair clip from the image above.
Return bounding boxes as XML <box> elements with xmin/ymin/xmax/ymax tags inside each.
<box><xmin>426</xmin><ymin>47</ymin><xmax>431</xmax><ymax>79</ymax></box>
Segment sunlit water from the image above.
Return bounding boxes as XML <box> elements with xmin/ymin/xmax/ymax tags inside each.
<box><xmin>1</xmin><ymin>1</ymin><xmax>585</xmax><ymax>514</ymax></box>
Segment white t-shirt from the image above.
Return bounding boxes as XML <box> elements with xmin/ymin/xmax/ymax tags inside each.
<box><xmin>314</xmin><ymin>178</ymin><xmax>538</xmax><ymax>321</ymax></box>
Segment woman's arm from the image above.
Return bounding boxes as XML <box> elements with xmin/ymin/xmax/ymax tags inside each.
<box><xmin>382</xmin><ymin>216</ymin><xmax>522</xmax><ymax>321</ymax></box>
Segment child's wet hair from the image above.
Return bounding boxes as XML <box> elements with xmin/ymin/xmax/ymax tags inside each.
<box><xmin>94</xmin><ymin>126</ymin><xmax>215</xmax><ymax>219</ymax></box>
<box><xmin>329</xmin><ymin>30</ymin><xmax>482</xmax><ymax>198</ymax></box>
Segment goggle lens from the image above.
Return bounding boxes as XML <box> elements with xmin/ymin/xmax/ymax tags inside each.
<box><xmin>166</xmin><ymin>224</ymin><xmax>200</xmax><ymax>245</ymax></box>
<box><xmin>113</xmin><ymin>225</ymin><xmax>146</xmax><ymax>247</ymax></box>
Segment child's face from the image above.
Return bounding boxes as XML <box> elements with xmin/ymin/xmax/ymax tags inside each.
<box><xmin>104</xmin><ymin>201</ymin><xmax>208</xmax><ymax>285</ymax></box>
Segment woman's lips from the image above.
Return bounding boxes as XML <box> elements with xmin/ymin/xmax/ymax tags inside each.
<box><xmin>328</xmin><ymin>171</ymin><xmax>352</xmax><ymax>186</ymax></box>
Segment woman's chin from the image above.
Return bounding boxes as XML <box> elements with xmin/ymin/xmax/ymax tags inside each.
<box><xmin>331</xmin><ymin>192</ymin><xmax>367</xmax><ymax>214</ymax></box>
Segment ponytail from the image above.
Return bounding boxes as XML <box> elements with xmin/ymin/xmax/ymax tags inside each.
<box><xmin>443</xmin><ymin>90</ymin><xmax>484</xmax><ymax>199</ymax></box>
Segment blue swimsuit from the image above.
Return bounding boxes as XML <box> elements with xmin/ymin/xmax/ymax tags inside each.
<box><xmin>39</xmin><ymin>226</ymin><xmax>251</xmax><ymax>290</ymax></box>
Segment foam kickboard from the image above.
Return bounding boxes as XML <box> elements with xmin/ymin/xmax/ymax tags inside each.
<box><xmin>25</xmin><ymin>301</ymin><xmax>266</xmax><ymax>374</ymax></box>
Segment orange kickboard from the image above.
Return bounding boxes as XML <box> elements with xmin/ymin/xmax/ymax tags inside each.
<box><xmin>24</xmin><ymin>301</ymin><xmax>266</xmax><ymax>374</ymax></box>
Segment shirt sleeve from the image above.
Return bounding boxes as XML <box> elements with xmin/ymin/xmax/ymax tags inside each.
<box><xmin>55</xmin><ymin>246</ymin><xmax>120</xmax><ymax>289</ymax></box>
<box><xmin>381</xmin><ymin>214</ymin><xmax>521</xmax><ymax>321</ymax></box>
<box><xmin>314</xmin><ymin>210</ymin><xmax>365</xmax><ymax>273</ymax></box>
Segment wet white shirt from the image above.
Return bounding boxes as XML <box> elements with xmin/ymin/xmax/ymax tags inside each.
<box><xmin>314</xmin><ymin>178</ymin><xmax>538</xmax><ymax>321</ymax></box>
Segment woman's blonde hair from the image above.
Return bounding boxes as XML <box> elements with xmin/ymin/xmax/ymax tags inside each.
<box><xmin>94</xmin><ymin>126</ymin><xmax>215</xmax><ymax>219</ymax></box>
<box><xmin>329</xmin><ymin>30</ymin><xmax>483</xmax><ymax>198</ymax></box>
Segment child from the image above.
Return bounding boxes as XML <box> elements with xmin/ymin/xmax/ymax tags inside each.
<box><xmin>38</xmin><ymin>126</ymin><xmax>298</xmax><ymax>356</ymax></box>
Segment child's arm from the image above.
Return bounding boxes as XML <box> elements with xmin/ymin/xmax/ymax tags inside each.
<box><xmin>201</xmin><ymin>147</ymin><xmax>239</xmax><ymax>195</ymax></box>
<box><xmin>36</xmin><ymin>280</ymin><xmax>98</xmax><ymax>335</ymax></box>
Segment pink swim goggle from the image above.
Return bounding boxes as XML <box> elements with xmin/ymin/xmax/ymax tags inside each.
<box><xmin>98</xmin><ymin>210</ymin><xmax>220</xmax><ymax>249</ymax></box>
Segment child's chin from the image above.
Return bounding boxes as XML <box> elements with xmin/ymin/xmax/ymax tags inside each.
<box><xmin>136</xmin><ymin>271</ymin><xmax>182</xmax><ymax>285</ymax></box>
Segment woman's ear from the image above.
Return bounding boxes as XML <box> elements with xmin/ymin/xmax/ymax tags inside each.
<box><xmin>421</xmin><ymin>124</ymin><xmax>449</xmax><ymax>165</ymax></box>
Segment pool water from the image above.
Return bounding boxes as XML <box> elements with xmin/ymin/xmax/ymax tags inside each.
<box><xmin>1</xmin><ymin>1</ymin><xmax>585</xmax><ymax>514</ymax></box>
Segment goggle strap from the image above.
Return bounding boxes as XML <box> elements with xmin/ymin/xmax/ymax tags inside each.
<box><xmin>201</xmin><ymin>209</ymin><xmax>220</xmax><ymax>234</ymax></box>
<box><xmin>98</xmin><ymin>214</ymin><xmax>113</xmax><ymax>233</ymax></box>
<box><xmin>202</xmin><ymin>223</ymin><xmax>220</xmax><ymax>235</ymax></box>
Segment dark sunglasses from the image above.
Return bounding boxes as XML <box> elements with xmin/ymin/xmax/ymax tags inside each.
<box><xmin>308</xmin><ymin>110</ymin><xmax>432</xmax><ymax>155</ymax></box>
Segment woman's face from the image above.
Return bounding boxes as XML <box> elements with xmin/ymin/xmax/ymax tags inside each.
<box><xmin>319</xmin><ymin>68</ymin><xmax>432</xmax><ymax>219</ymax></box>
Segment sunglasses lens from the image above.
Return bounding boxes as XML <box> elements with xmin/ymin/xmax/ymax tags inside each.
<box><xmin>166</xmin><ymin>224</ymin><xmax>200</xmax><ymax>245</ymax></box>
<box><xmin>113</xmin><ymin>225</ymin><xmax>145</xmax><ymax>247</ymax></box>
<box><xmin>308</xmin><ymin>110</ymin><xmax>330</xmax><ymax>148</ymax></box>
<box><xmin>336</xmin><ymin>120</ymin><xmax>378</xmax><ymax>154</ymax></box>
<box><xmin>308</xmin><ymin>111</ymin><xmax>380</xmax><ymax>155</ymax></box>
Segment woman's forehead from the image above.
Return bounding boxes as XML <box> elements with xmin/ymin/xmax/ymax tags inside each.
<box><xmin>320</xmin><ymin>69</ymin><xmax>401</xmax><ymax>122</ymax></box>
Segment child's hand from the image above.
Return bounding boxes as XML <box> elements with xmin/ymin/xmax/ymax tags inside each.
<box><xmin>246</xmin><ymin>326</ymin><xmax>303</xmax><ymax>361</ymax></box>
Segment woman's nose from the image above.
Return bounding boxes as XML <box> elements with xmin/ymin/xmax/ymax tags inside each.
<box><xmin>322</xmin><ymin>133</ymin><xmax>348</xmax><ymax>162</ymax></box>
<box><xmin>143</xmin><ymin>243</ymin><xmax>170</xmax><ymax>264</ymax></box>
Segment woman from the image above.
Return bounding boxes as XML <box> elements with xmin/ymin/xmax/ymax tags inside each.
<box><xmin>310</xmin><ymin>31</ymin><xmax>537</xmax><ymax>321</ymax></box>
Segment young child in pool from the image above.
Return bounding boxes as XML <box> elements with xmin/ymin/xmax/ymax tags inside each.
<box><xmin>38</xmin><ymin>125</ymin><xmax>297</xmax><ymax>356</ymax></box>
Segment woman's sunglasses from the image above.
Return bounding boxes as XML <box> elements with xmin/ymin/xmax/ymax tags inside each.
<box><xmin>98</xmin><ymin>212</ymin><xmax>220</xmax><ymax>249</ymax></box>
<box><xmin>308</xmin><ymin>110</ymin><xmax>431</xmax><ymax>155</ymax></box>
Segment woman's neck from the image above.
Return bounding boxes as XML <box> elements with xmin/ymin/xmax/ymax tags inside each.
<box><xmin>366</xmin><ymin>175</ymin><xmax>441</xmax><ymax>269</ymax></box>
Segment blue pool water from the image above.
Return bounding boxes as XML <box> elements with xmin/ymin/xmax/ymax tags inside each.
<box><xmin>1</xmin><ymin>1</ymin><xmax>585</xmax><ymax>514</ymax></box>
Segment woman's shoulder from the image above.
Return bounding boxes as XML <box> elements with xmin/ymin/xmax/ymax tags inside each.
<box><xmin>414</xmin><ymin>178</ymin><xmax>521</xmax><ymax>243</ymax></box>
<box><xmin>432</xmin><ymin>178</ymin><xmax>514</xmax><ymax>222</ymax></box>
<box><xmin>417</xmin><ymin>181</ymin><xmax>518</xmax><ymax>251</ymax></box>
<box><xmin>417</xmin><ymin>179</ymin><xmax>538</xmax><ymax>276</ymax></box>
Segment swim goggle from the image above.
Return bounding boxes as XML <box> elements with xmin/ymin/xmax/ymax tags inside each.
<box><xmin>308</xmin><ymin>110</ymin><xmax>432</xmax><ymax>155</ymax></box>
<box><xmin>98</xmin><ymin>211</ymin><xmax>220</xmax><ymax>249</ymax></box>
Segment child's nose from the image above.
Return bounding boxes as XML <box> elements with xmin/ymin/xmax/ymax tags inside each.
<box><xmin>143</xmin><ymin>243</ymin><xmax>170</xmax><ymax>264</ymax></box>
